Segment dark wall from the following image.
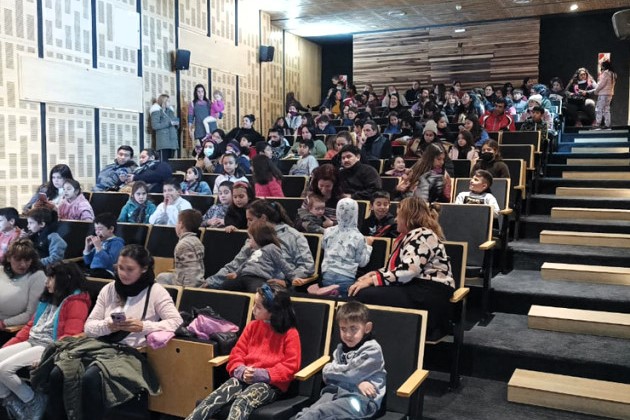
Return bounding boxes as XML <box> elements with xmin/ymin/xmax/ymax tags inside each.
<box><xmin>540</xmin><ymin>10</ymin><xmax>629</xmax><ymax>126</ymax></box>
<box><xmin>307</xmin><ymin>35</ymin><xmax>353</xmax><ymax>104</ymax></box>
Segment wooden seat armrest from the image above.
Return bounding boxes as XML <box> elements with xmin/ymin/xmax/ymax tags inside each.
<box><xmin>514</xmin><ymin>185</ymin><xmax>526</xmax><ymax>191</ymax></box>
<box><xmin>294</xmin><ymin>355</ymin><xmax>330</xmax><ymax>381</ymax></box>
<box><xmin>499</xmin><ymin>208</ymin><xmax>513</xmax><ymax>216</ymax></box>
<box><xmin>4</xmin><ymin>325</ymin><xmax>24</xmax><ymax>333</ymax></box>
<box><xmin>450</xmin><ymin>287</ymin><xmax>470</xmax><ymax>303</ymax></box>
<box><xmin>292</xmin><ymin>275</ymin><xmax>318</xmax><ymax>287</ymax></box>
<box><xmin>396</xmin><ymin>369</ymin><xmax>430</xmax><ymax>398</ymax></box>
<box><xmin>209</xmin><ymin>355</ymin><xmax>230</xmax><ymax>367</ymax></box>
<box><xmin>479</xmin><ymin>240</ymin><xmax>496</xmax><ymax>250</ymax></box>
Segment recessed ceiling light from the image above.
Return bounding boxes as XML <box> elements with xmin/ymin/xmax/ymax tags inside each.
<box><xmin>455</xmin><ymin>4</ymin><xmax>462</xmax><ymax>11</ymax></box>
<box><xmin>513</xmin><ymin>0</ymin><xmax>531</xmax><ymax>4</ymax></box>
<box><xmin>454</xmin><ymin>28</ymin><xmax>466</xmax><ymax>33</ymax></box>
<box><xmin>387</xmin><ymin>10</ymin><xmax>407</xmax><ymax>17</ymax></box>
<box><xmin>570</xmin><ymin>4</ymin><xmax>579</xmax><ymax>11</ymax></box>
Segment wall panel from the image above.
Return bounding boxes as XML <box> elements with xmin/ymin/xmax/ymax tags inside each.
<box><xmin>99</xmin><ymin>110</ymin><xmax>140</xmax><ymax>169</ymax></box>
<box><xmin>212</xmin><ymin>70</ymin><xmax>237</xmax><ymax>133</ymax></box>
<box><xmin>353</xmin><ymin>19</ymin><xmax>540</xmax><ymax>92</ymax></box>
<box><xmin>237</xmin><ymin>6</ymin><xmax>260</xmax><ymax>132</ymax></box>
<box><xmin>42</xmin><ymin>0</ymin><xmax>92</xmax><ymax>65</ymax></box>
<box><xmin>179</xmin><ymin>0</ymin><xmax>208</xmax><ymax>33</ymax></box>
<box><xmin>260</xmin><ymin>13</ymin><xmax>283</xmax><ymax>135</ymax></box>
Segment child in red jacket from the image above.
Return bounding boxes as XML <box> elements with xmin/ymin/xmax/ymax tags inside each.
<box><xmin>0</xmin><ymin>262</ymin><xmax>91</xmax><ymax>419</ymax></box>
<box><xmin>251</xmin><ymin>154</ymin><xmax>284</xmax><ymax>198</ymax></box>
<box><xmin>186</xmin><ymin>284</ymin><xmax>301</xmax><ymax>420</ymax></box>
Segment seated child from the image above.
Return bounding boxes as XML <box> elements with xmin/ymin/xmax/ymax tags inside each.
<box><xmin>252</xmin><ymin>154</ymin><xmax>284</xmax><ymax>198</ymax></box>
<box><xmin>315</xmin><ymin>198</ymin><xmax>372</xmax><ymax>297</ymax></box>
<box><xmin>361</xmin><ymin>191</ymin><xmax>398</xmax><ymax>238</ymax></box>
<box><xmin>186</xmin><ymin>284</ymin><xmax>300</xmax><ymax>420</ymax></box>
<box><xmin>117</xmin><ymin>181</ymin><xmax>157</xmax><ymax>223</ymax></box>
<box><xmin>224</xmin><ymin>182</ymin><xmax>255</xmax><ymax>233</ymax></box>
<box><xmin>213</xmin><ymin>153</ymin><xmax>250</xmax><ymax>194</ymax></box>
<box><xmin>201</xmin><ymin>180</ymin><xmax>232</xmax><ymax>228</ymax></box>
<box><xmin>57</xmin><ymin>179</ymin><xmax>95</xmax><ymax>221</ymax></box>
<box><xmin>156</xmin><ymin>209</ymin><xmax>205</xmax><ymax>287</ymax></box>
<box><xmin>0</xmin><ymin>207</ymin><xmax>22</xmax><ymax>263</ymax></box>
<box><xmin>295</xmin><ymin>301</ymin><xmax>386</xmax><ymax>419</ymax></box>
<box><xmin>181</xmin><ymin>166</ymin><xmax>211</xmax><ymax>195</ymax></box>
<box><xmin>384</xmin><ymin>156</ymin><xmax>408</xmax><ymax>177</ymax></box>
<box><xmin>23</xmin><ymin>208</ymin><xmax>67</xmax><ymax>266</ymax></box>
<box><xmin>295</xmin><ymin>192</ymin><xmax>334</xmax><ymax>234</ymax></box>
<box><xmin>223</xmin><ymin>220</ymin><xmax>301</xmax><ymax>292</ymax></box>
<box><xmin>82</xmin><ymin>213</ymin><xmax>125</xmax><ymax>279</ymax></box>
<box><xmin>455</xmin><ymin>169</ymin><xmax>500</xmax><ymax>216</ymax></box>
<box><xmin>520</xmin><ymin>105</ymin><xmax>549</xmax><ymax>141</ymax></box>
<box><xmin>289</xmin><ymin>138</ymin><xmax>319</xmax><ymax>176</ymax></box>
<box><xmin>148</xmin><ymin>179</ymin><xmax>193</xmax><ymax>225</ymax></box>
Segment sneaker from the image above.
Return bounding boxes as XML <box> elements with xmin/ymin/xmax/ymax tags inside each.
<box><xmin>25</xmin><ymin>391</ymin><xmax>48</xmax><ymax>420</ymax></box>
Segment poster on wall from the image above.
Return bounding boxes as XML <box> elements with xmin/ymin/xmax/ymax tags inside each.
<box><xmin>597</xmin><ymin>53</ymin><xmax>610</xmax><ymax>76</ymax></box>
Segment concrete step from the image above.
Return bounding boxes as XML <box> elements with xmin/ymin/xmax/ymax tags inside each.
<box><xmin>519</xmin><ymin>215</ymin><xmax>630</xmax><ymax>238</ymax></box>
<box><xmin>540</xmin><ymin>230</ymin><xmax>630</xmax><ymax>248</ymax></box>
<box><xmin>566</xmin><ymin>158</ymin><xmax>630</xmax><ymax>165</ymax></box>
<box><xmin>508</xmin><ymin>369</ymin><xmax>630</xmax><ymax>420</ymax></box>
<box><xmin>573</xmin><ymin>137</ymin><xmax>629</xmax><ymax>143</ymax></box>
<box><xmin>577</xmin><ymin>128</ymin><xmax>629</xmax><ymax>135</ymax></box>
<box><xmin>551</xmin><ymin>207</ymin><xmax>630</xmax><ymax>221</ymax></box>
<box><xmin>555</xmin><ymin>187</ymin><xmax>630</xmax><ymax>198</ymax></box>
<box><xmin>529</xmin><ymin>194</ymin><xmax>630</xmax><ymax>214</ymax></box>
<box><xmin>546</xmin><ymin>165</ymin><xmax>630</xmax><ymax>177</ymax></box>
<box><xmin>569</xmin><ymin>147</ymin><xmax>629</xmax><ymax>153</ymax></box>
<box><xmin>528</xmin><ymin>305</ymin><xmax>630</xmax><ymax>339</ymax></box>
<box><xmin>562</xmin><ymin>171</ymin><xmax>630</xmax><ymax>180</ymax></box>
<box><xmin>542</xmin><ymin>262</ymin><xmax>630</xmax><ymax>286</ymax></box>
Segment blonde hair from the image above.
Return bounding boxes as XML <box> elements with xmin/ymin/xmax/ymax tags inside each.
<box><xmin>157</xmin><ymin>94</ymin><xmax>169</xmax><ymax>108</ymax></box>
<box><xmin>397</xmin><ymin>197</ymin><xmax>444</xmax><ymax>239</ymax></box>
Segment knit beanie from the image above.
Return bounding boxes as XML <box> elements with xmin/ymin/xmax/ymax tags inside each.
<box><xmin>528</xmin><ymin>94</ymin><xmax>543</xmax><ymax>105</ymax></box>
<box><xmin>423</xmin><ymin>120</ymin><xmax>438</xmax><ymax>135</ymax></box>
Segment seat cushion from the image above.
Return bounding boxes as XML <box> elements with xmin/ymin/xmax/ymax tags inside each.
<box><xmin>248</xmin><ymin>396</ymin><xmax>311</xmax><ymax>420</ymax></box>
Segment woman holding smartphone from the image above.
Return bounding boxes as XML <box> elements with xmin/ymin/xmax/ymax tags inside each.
<box><xmin>150</xmin><ymin>94</ymin><xmax>180</xmax><ymax>162</ymax></box>
<box><xmin>43</xmin><ymin>245</ymin><xmax>182</xmax><ymax>420</ymax></box>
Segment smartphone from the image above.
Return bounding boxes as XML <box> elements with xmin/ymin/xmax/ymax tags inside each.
<box><xmin>38</xmin><ymin>192</ymin><xmax>47</xmax><ymax>201</ymax></box>
<box><xmin>110</xmin><ymin>312</ymin><xmax>126</xmax><ymax>323</ymax></box>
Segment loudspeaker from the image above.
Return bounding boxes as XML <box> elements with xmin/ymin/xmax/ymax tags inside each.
<box><xmin>174</xmin><ymin>49</ymin><xmax>191</xmax><ymax>70</ymax></box>
<box><xmin>259</xmin><ymin>46</ymin><xmax>275</xmax><ymax>62</ymax></box>
<box><xmin>612</xmin><ymin>10</ymin><xmax>630</xmax><ymax>40</ymax></box>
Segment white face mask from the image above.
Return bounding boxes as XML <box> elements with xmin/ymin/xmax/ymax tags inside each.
<box><xmin>204</xmin><ymin>147</ymin><xmax>214</xmax><ymax>157</ymax></box>
<box><xmin>528</xmin><ymin>105</ymin><xmax>535</xmax><ymax>111</ymax></box>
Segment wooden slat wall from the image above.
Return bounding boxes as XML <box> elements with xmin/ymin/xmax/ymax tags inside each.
<box><xmin>353</xmin><ymin>19</ymin><xmax>540</xmax><ymax>92</ymax></box>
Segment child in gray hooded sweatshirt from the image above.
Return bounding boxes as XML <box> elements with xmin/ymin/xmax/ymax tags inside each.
<box><xmin>223</xmin><ymin>219</ymin><xmax>301</xmax><ymax>292</ymax></box>
<box><xmin>319</xmin><ymin>197</ymin><xmax>372</xmax><ymax>297</ymax></box>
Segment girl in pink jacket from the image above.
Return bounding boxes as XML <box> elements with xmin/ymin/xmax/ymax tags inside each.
<box><xmin>594</xmin><ymin>60</ymin><xmax>617</xmax><ymax>128</ymax></box>
<box><xmin>57</xmin><ymin>179</ymin><xmax>95</xmax><ymax>221</ymax></box>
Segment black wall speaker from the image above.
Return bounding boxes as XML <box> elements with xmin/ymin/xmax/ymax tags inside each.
<box><xmin>259</xmin><ymin>46</ymin><xmax>275</xmax><ymax>62</ymax></box>
<box><xmin>174</xmin><ymin>49</ymin><xmax>191</xmax><ymax>70</ymax></box>
<box><xmin>612</xmin><ymin>10</ymin><xmax>630</xmax><ymax>40</ymax></box>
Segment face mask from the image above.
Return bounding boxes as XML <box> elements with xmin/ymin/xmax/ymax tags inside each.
<box><xmin>528</xmin><ymin>105</ymin><xmax>535</xmax><ymax>111</ymax></box>
<box><xmin>270</xmin><ymin>139</ymin><xmax>280</xmax><ymax>147</ymax></box>
<box><xmin>481</xmin><ymin>152</ymin><xmax>494</xmax><ymax>162</ymax></box>
<box><xmin>204</xmin><ymin>148</ymin><xmax>214</xmax><ymax>157</ymax></box>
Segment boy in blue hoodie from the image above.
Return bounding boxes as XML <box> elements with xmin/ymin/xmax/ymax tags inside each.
<box><xmin>83</xmin><ymin>213</ymin><xmax>125</xmax><ymax>278</ymax></box>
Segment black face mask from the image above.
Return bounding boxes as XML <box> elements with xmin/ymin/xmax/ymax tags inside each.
<box><xmin>269</xmin><ymin>139</ymin><xmax>281</xmax><ymax>147</ymax></box>
<box><xmin>480</xmin><ymin>152</ymin><xmax>495</xmax><ymax>162</ymax></box>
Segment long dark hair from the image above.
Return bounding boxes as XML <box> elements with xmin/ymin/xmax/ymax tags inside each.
<box><xmin>42</xmin><ymin>262</ymin><xmax>87</xmax><ymax>306</ymax></box>
<box><xmin>308</xmin><ymin>164</ymin><xmax>343</xmax><ymax>200</ymax></box>
<box><xmin>252</xmin><ymin>155</ymin><xmax>283</xmax><ymax>185</ymax></box>
<box><xmin>248</xmin><ymin>220</ymin><xmax>280</xmax><ymax>248</ymax></box>
<box><xmin>192</xmin><ymin>84</ymin><xmax>209</xmax><ymax>105</ymax></box>
<box><xmin>115</xmin><ymin>245</ymin><xmax>155</xmax><ymax>300</ymax></box>
<box><xmin>247</xmin><ymin>199</ymin><xmax>293</xmax><ymax>225</ymax></box>
<box><xmin>45</xmin><ymin>164</ymin><xmax>74</xmax><ymax>200</ymax></box>
<box><xmin>258</xmin><ymin>283</ymin><xmax>297</xmax><ymax>334</ymax></box>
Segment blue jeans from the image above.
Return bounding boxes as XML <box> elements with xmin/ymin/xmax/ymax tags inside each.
<box><xmin>321</xmin><ymin>272</ymin><xmax>356</xmax><ymax>297</ymax></box>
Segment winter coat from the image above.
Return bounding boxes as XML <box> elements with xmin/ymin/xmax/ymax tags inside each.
<box><xmin>83</xmin><ymin>236</ymin><xmax>126</xmax><ymax>273</ymax></box>
<box><xmin>58</xmin><ymin>194</ymin><xmax>95</xmax><ymax>221</ymax></box>
<box><xmin>117</xmin><ymin>198</ymin><xmax>157</xmax><ymax>223</ymax></box>
<box><xmin>339</xmin><ymin>163</ymin><xmax>382</xmax><ymax>200</ymax></box>
<box><xmin>150</xmin><ymin>103</ymin><xmax>179</xmax><ymax>151</ymax></box>
<box><xmin>93</xmin><ymin>160</ymin><xmax>137</xmax><ymax>192</ymax></box>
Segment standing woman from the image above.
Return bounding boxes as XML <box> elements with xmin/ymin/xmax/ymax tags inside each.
<box><xmin>594</xmin><ymin>60</ymin><xmax>617</xmax><ymax>129</ymax></box>
<box><xmin>23</xmin><ymin>164</ymin><xmax>74</xmax><ymax>213</ymax></box>
<box><xmin>42</xmin><ymin>245</ymin><xmax>183</xmax><ymax>420</ymax></box>
<box><xmin>150</xmin><ymin>94</ymin><xmax>180</xmax><ymax>162</ymax></box>
<box><xmin>349</xmin><ymin>197</ymin><xmax>455</xmax><ymax>336</ymax></box>
<box><xmin>188</xmin><ymin>84</ymin><xmax>211</xmax><ymax>153</ymax></box>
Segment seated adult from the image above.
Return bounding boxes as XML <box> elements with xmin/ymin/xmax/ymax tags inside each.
<box><xmin>338</xmin><ymin>145</ymin><xmax>382</xmax><ymax>201</ymax></box>
<box><xmin>38</xmin><ymin>245</ymin><xmax>183</xmax><ymax>420</ymax></box>
<box><xmin>479</xmin><ymin>98</ymin><xmax>515</xmax><ymax>132</ymax></box>
<box><xmin>0</xmin><ymin>239</ymin><xmax>46</xmax><ymax>343</ymax></box>
<box><xmin>361</xmin><ymin>120</ymin><xmax>392</xmax><ymax>160</ymax></box>
<box><xmin>267</xmin><ymin>127</ymin><xmax>291</xmax><ymax>162</ymax></box>
<box><xmin>349</xmin><ymin>197</ymin><xmax>455</xmax><ymax>336</ymax></box>
<box><xmin>299</xmin><ymin>164</ymin><xmax>345</xmax><ymax>223</ymax></box>
<box><xmin>83</xmin><ymin>213</ymin><xmax>125</xmax><ymax>279</ymax></box>
<box><xmin>226</xmin><ymin>114</ymin><xmax>264</xmax><ymax>145</ymax></box>
<box><xmin>206</xmin><ymin>200</ymin><xmax>315</xmax><ymax>289</ymax></box>
<box><xmin>23</xmin><ymin>164</ymin><xmax>73</xmax><ymax>213</ymax></box>
<box><xmin>0</xmin><ymin>262</ymin><xmax>90</xmax><ymax>418</ymax></box>
<box><xmin>125</xmin><ymin>148</ymin><xmax>173</xmax><ymax>193</ymax></box>
<box><xmin>92</xmin><ymin>145</ymin><xmax>137</xmax><ymax>192</ymax></box>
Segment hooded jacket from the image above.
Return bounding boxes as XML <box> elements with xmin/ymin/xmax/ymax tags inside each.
<box><xmin>322</xmin><ymin>198</ymin><xmax>372</xmax><ymax>277</ymax></box>
<box><xmin>83</xmin><ymin>236</ymin><xmax>126</xmax><ymax>273</ymax></box>
<box><xmin>150</xmin><ymin>103</ymin><xmax>179</xmax><ymax>151</ymax></box>
<box><xmin>117</xmin><ymin>198</ymin><xmax>157</xmax><ymax>223</ymax></box>
<box><xmin>58</xmin><ymin>194</ymin><xmax>95</xmax><ymax>221</ymax></box>
<box><xmin>93</xmin><ymin>160</ymin><xmax>137</xmax><ymax>192</ymax></box>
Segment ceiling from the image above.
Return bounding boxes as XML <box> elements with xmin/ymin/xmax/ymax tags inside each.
<box><xmin>245</xmin><ymin>0</ymin><xmax>628</xmax><ymax>37</ymax></box>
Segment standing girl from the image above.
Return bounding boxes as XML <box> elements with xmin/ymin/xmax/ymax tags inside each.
<box><xmin>252</xmin><ymin>155</ymin><xmax>284</xmax><ymax>198</ymax></box>
<box><xmin>150</xmin><ymin>94</ymin><xmax>180</xmax><ymax>162</ymax></box>
<box><xmin>181</xmin><ymin>167</ymin><xmax>211</xmax><ymax>195</ymax></box>
<box><xmin>594</xmin><ymin>60</ymin><xmax>617</xmax><ymax>129</ymax></box>
<box><xmin>224</xmin><ymin>182</ymin><xmax>255</xmax><ymax>232</ymax></box>
<box><xmin>188</xmin><ymin>84</ymin><xmax>211</xmax><ymax>153</ymax></box>
<box><xmin>24</xmin><ymin>208</ymin><xmax>67</xmax><ymax>266</ymax></box>
<box><xmin>213</xmin><ymin>154</ymin><xmax>249</xmax><ymax>194</ymax></box>
<box><xmin>118</xmin><ymin>181</ymin><xmax>157</xmax><ymax>223</ymax></box>
<box><xmin>201</xmin><ymin>181</ymin><xmax>233</xmax><ymax>228</ymax></box>
<box><xmin>57</xmin><ymin>180</ymin><xmax>95</xmax><ymax>221</ymax></box>
<box><xmin>23</xmin><ymin>164</ymin><xmax>74</xmax><ymax>213</ymax></box>
<box><xmin>223</xmin><ymin>220</ymin><xmax>300</xmax><ymax>292</ymax></box>
<box><xmin>400</xmin><ymin>144</ymin><xmax>451</xmax><ymax>203</ymax></box>
<box><xmin>186</xmin><ymin>284</ymin><xmax>300</xmax><ymax>420</ymax></box>
<box><xmin>0</xmin><ymin>262</ymin><xmax>90</xmax><ymax>419</ymax></box>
